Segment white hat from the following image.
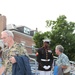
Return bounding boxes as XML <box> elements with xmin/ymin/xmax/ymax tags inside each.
<box><xmin>43</xmin><ymin>38</ymin><xmax>50</xmax><ymax>43</ymax></box>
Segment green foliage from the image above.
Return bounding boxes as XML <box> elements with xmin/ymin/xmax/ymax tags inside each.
<box><xmin>33</xmin><ymin>32</ymin><xmax>44</xmax><ymax>48</ymax></box>
<box><xmin>46</xmin><ymin>15</ymin><xmax>75</xmax><ymax>61</ymax></box>
<box><xmin>33</xmin><ymin>31</ymin><xmax>51</xmax><ymax>48</ymax></box>
<box><xmin>33</xmin><ymin>15</ymin><xmax>75</xmax><ymax>61</ymax></box>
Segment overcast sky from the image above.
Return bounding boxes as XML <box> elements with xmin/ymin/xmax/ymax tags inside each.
<box><xmin>0</xmin><ymin>0</ymin><xmax>75</xmax><ymax>32</ymax></box>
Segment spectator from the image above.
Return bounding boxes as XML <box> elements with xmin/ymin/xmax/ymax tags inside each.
<box><xmin>1</xmin><ymin>30</ymin><xmax>32</xmax><ymax>75</ymax></box>
<box><xmin>54</xmin><ymin>45</ymin><xmax>70</xmax><ymax>75</ymax></box>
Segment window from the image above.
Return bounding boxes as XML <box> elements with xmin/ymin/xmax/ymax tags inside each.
<box><xmin>24</xmin><ymin>27</ymin><xmax>30</xmax><ymax>34</ymax></box>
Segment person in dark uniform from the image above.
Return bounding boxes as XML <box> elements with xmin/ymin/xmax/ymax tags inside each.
<box><xmin>36</xmin><ymin>38</ymin><xmax>53</xmax><ymax>75</ymax></box>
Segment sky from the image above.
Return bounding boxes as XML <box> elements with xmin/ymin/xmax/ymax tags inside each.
<box><xmin>0</xmin><ymin>0</ymin><xmax>75</xmax><ymax>32</ymax></box>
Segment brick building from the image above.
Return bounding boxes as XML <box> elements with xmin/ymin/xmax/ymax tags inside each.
<box><xmin>0</xmin><ymin>14</ymin><xmax>6</xmax><ymax>36</ymax></box>
<box><xmin>0</xmin><ymin>14</ymin><xmax>36</xmax><ymax>54</ymax></box>
<box><xmin>7</xmin><ymin>25</ymin><xmax>37</xmax><ymax>54</ymax></box>
<box><xmin>12</xmin><ymin>30</ymin><xmax>35</xmax><ymax>54</ymax></box>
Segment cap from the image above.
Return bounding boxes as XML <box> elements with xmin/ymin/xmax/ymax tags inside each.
<box><xmin>43</xmin><ymin>38</ymin><xmax>50</xmax><ymax>44</ymax></box>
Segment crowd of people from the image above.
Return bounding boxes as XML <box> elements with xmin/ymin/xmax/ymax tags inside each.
<box><xmin>36</xmin><ymin>39</ymin><xmax>71</xmax><ymax>75</ymax></box>
<box><xmin>0</xmin><ymin>30</ymin><xmax>32</xmax><ymax>75</ymax></box>
<box><xmin>0</xmin><ymin>29</ymin><xmax>73</xmax><ymax>75</ymax></box>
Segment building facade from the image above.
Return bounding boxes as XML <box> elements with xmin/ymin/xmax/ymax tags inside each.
<box><xmin>0</xmin><ymin>14</ymin><xmax>6</xmax><ymax>37</ymax></box>
<box><xmin>0</xmin><ymin>15</ymin><xmax>36</xmax><ymax>54</ymax></box>
<box><xmin>12</xmin><ymin>30</ymin><xmax>35</xmax><ymax>54</ymax></box>
<box><xmin>7</xmin><ymin>25</ymin><xmax>36</xmax><ymax>54</ymax></box>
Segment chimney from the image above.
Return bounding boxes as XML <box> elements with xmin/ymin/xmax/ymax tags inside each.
<box><xmin>36</xmin><ymin>28</ymin><xmax>38</xmax><ymax>32</ymax></box>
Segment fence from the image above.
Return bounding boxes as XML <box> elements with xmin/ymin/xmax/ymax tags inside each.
<box><xmin>29</xmin><ymin>54</ymin><xmax>75</xmax><ymax>75</ymax></box>
<box><xmin>25</xmin><ymin>45</ymin><xmax>75</xmax><ymax>75</ymax></box>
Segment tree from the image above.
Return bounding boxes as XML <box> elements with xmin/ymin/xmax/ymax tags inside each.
<box><xmin>33</xmin><ymin>31</ymin><xmax>51</xmax><ymax>48</ymax></box>
<box><xmin>46</xmin><ymin>15</ymin><xmax>75</xmax><ymax>61</ymax></box>
<box><xmin>33</xmin><ymin>15</ymin><xmax>75</xmax><ymax>60</ymax></box>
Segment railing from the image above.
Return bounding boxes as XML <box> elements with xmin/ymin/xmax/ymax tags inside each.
<box><xmin>29</xmin><ymin>54</ymin><xmax>75</xmax><ymax>75</ymax></box>
<box><xmin>29</xmin><ymin>57</ymin><xmax>39</xmax><ymax>75</ymax></box>
<box><xmin>20</xmin><ymin>44</ymin><xmax>75</xmax><ymax>75</ymax></box>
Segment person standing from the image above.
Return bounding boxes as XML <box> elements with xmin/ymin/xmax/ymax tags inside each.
<box><xmin>36</xmin><ymin>38</ymin><xmax>53</xmax><ymax>75</ymax></box>
<box><xmin>55</xmin><ymin>45</ymin><xmax>70</xmax><ymax>75</ymax></box>
<box><xmin>1</xmin><ymin>30</ymin><xmax>32</xmax><ymax>75</ymax></box>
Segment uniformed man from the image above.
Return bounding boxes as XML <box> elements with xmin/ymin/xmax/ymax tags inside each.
<box><xmin>1</xmin><ymin>30</ymin><xmax>32</xmax><ymax>75</ymax></box>
<box><xmin>36</xmin><ymin>38</ymin><xmax>53</xmax><ymax>75</ymax></box>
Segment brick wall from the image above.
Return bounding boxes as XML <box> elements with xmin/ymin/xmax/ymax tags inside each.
<box><xmin>0</xmin><ymin>15</ymin><xmax>6</xmax><ymax>37</ymax></box>
<box><xmin>12</xmin><ymin>30</ymin><xmax>35</xmax><ymax>54</ymax></box>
